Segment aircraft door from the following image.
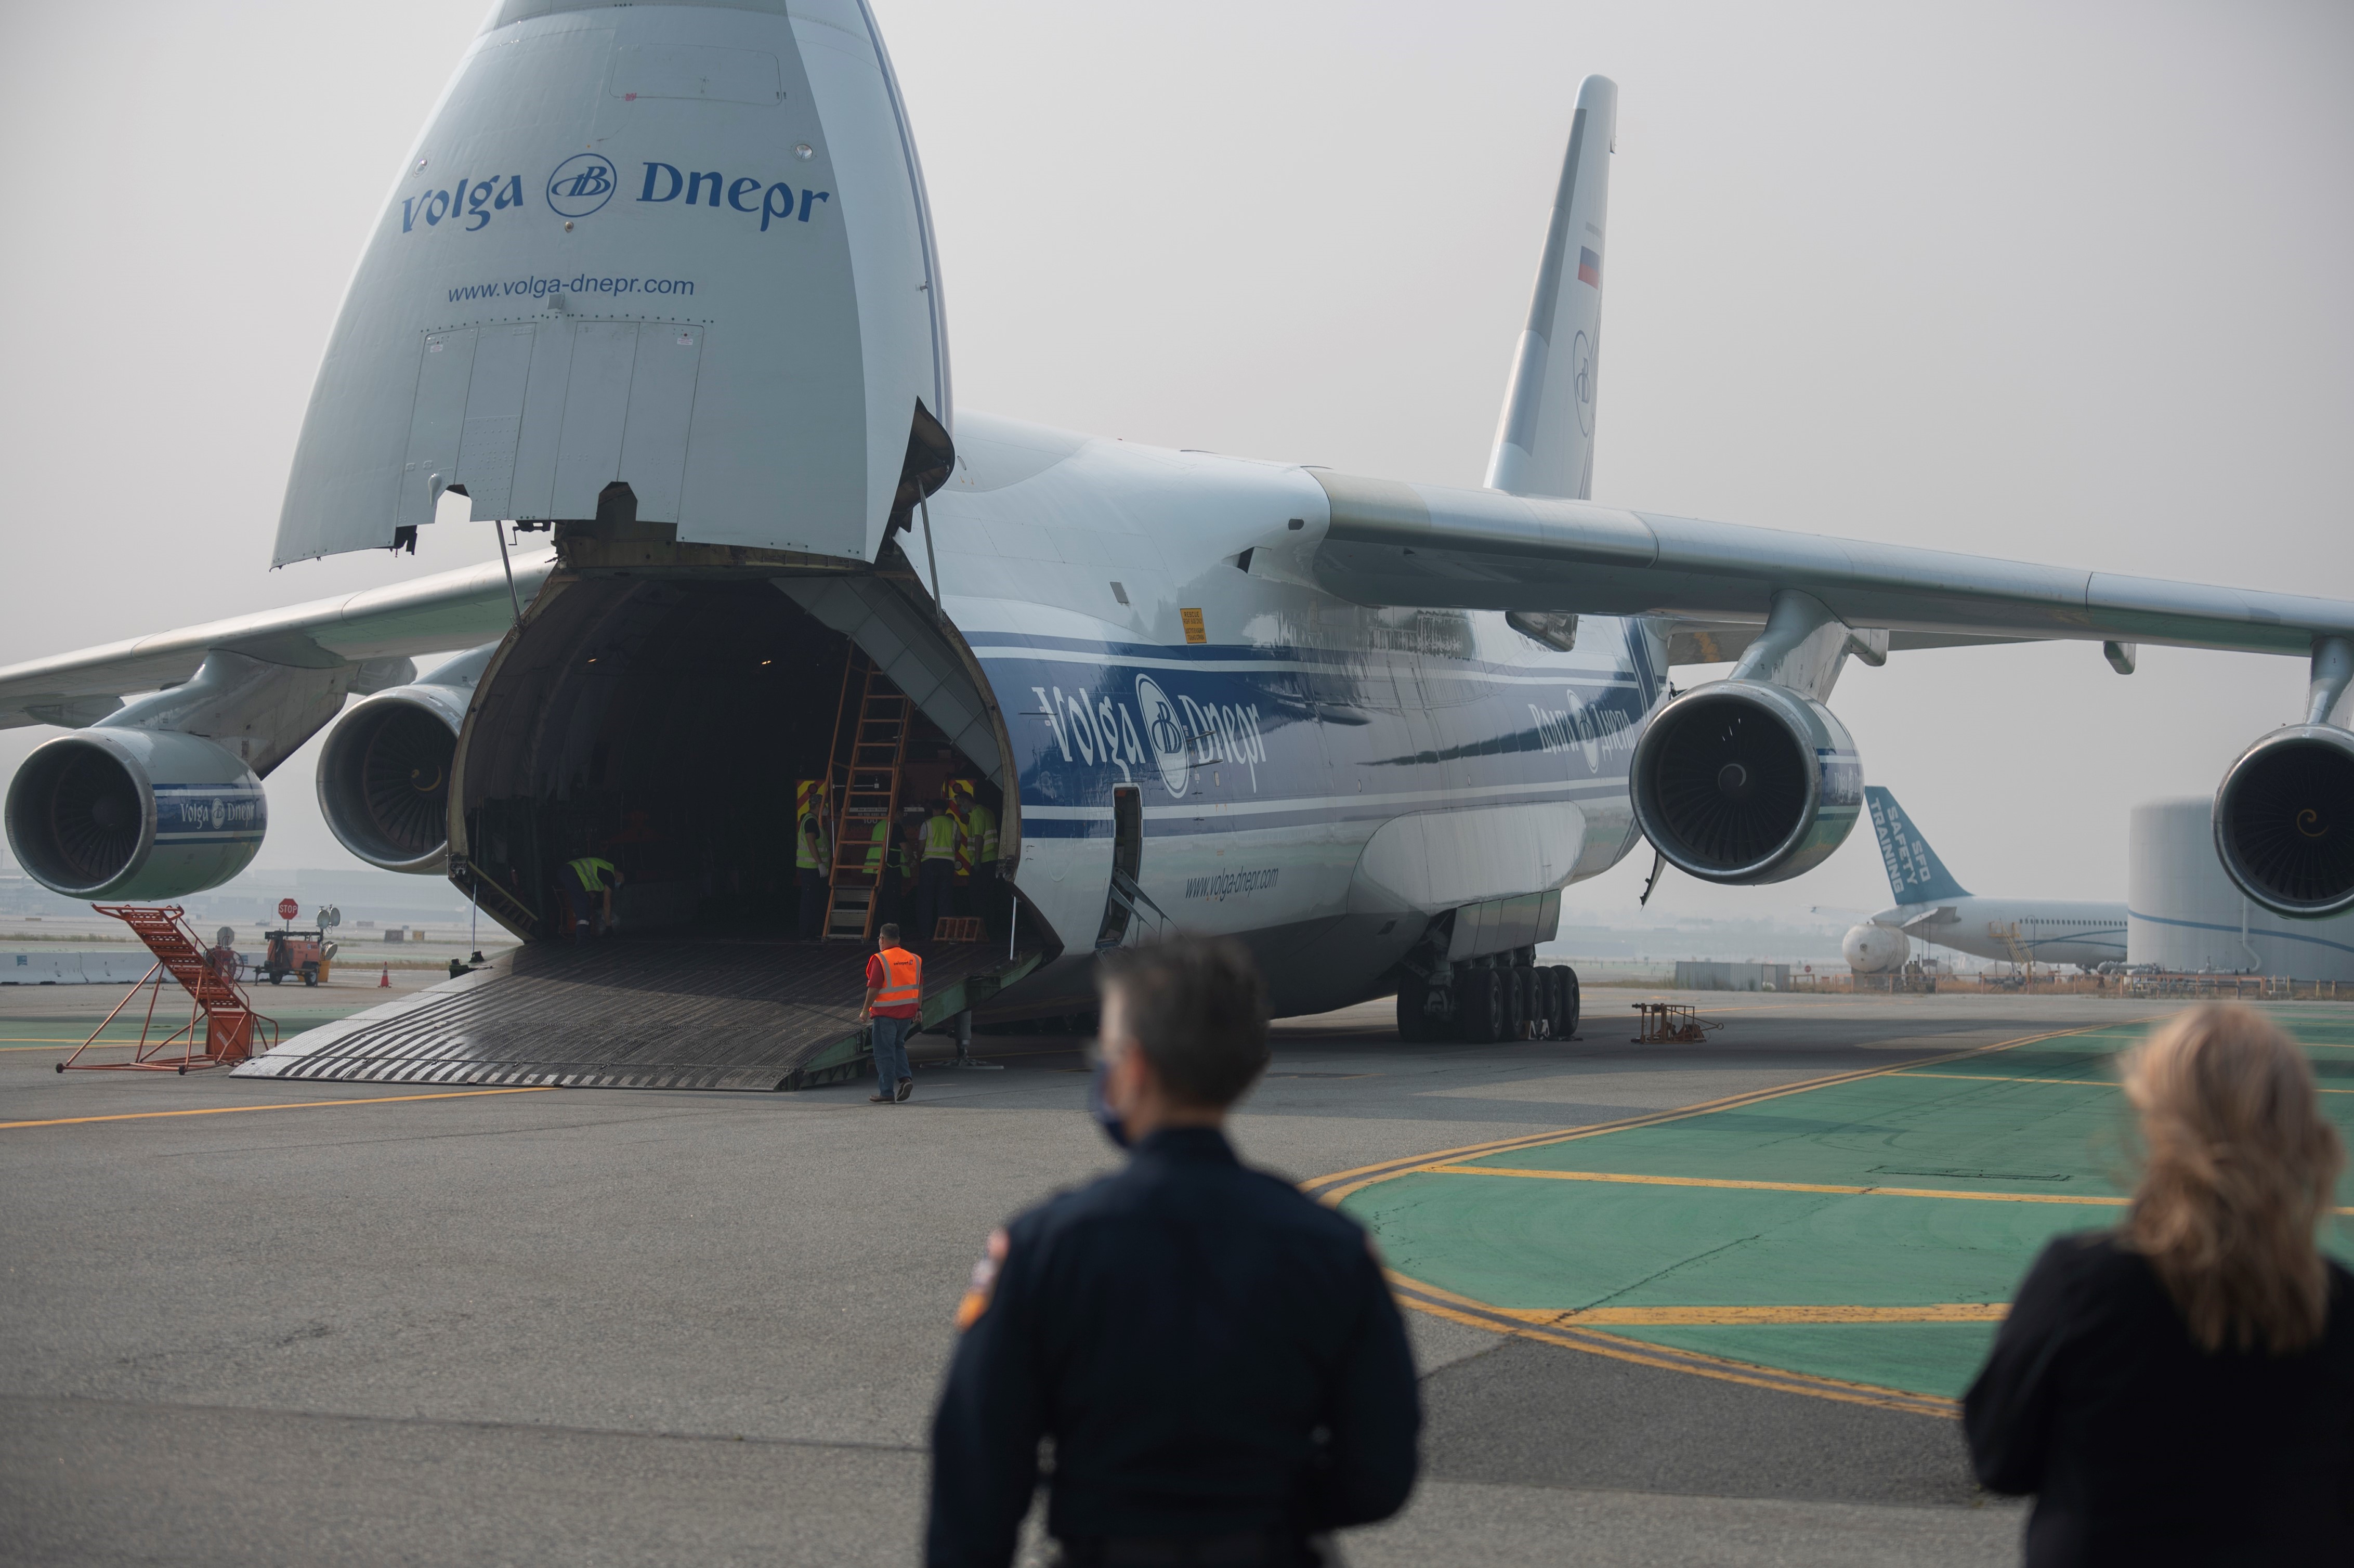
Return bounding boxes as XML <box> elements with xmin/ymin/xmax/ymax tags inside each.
<box><xmin>1094</xmin><ymin>785</ymin><xmax>1166</xmax><ymax>949</ymax></box>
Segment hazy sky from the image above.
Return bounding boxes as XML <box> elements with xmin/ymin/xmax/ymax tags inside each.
<box><xmin>2</xmin><ymin>1</ymin><xmax>2348</xmax><ymax>927</ymax></box>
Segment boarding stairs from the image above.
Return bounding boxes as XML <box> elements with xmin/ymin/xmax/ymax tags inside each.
<box><xmin>1989</xmin><ymin>921</ymin><xmax>2035</xmax><ymax>980</ymax></box>
<box><xmin>822</xmin><ymin>654</ymin><xmax>911</xmax><ymax>942</ymax></box>
<box><xmin>56</xmin><ymin>904</ymin><xmax>278</xmax><ymax>1074</ymax></box>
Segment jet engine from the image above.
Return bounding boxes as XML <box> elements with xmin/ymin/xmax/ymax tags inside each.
<box><xmin>2212</xmin><ymin>723</ymin><xmax>2354</xmax><ymax>918</ymax></box>
<box><xmin>1842</xmin><ymin>922</ymin><xmax>1908</xmax><ymax>974</ymax></box>
<box><xmin>1630</xmin><ymin>681</ymin><xmax>1863</xmax><ymax>884</ymax></box>
<box><xmin>315</xmin><ymin>648</ymin><xmax>491</xmax><ymax>873</ymax></box>
<box><xmin>4</xmin><ymin>729</ymin><xmax>266</xmax><ymax>899</ymax></box>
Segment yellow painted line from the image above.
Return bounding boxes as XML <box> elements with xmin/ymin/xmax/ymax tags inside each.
<box><xmin>1490</xmin><ymin>1302</ymin><xmax>2009</xmax><ymax>1326</ymax></box>
<box><xmin>0</xmin><ymin>1086</ymin><xmax>558</xmax><ymax>1130</ymax></box>
<box><xmin>1426</xmin><ymin>1163</ymin><xmax>2354</xmax><ymax>1217</ymax></box>
<box><xmin>1897</xmin><ymin>1070</ymin><xmax>2354</xmax><ymax>1094</ymax></box>
<box><xmin>1312</xmin><ymin>1018</ymin><xmax>2151</xmax><ymax>1204</ymax></box>
<box><xmin>1895</xmin><ymin>1071</ymin><xmax>2124</xmax><ymax>1087</ymax></box>
<box><xmin>1427</xmin><ymin>1163</ymin><xmax>2127</xmax><ymax>1206</ymax></box>
<box><xmin>1383</xmin><ymin>1270</ymin><xmax>1958</xmax><ymax>1418</ymax></box>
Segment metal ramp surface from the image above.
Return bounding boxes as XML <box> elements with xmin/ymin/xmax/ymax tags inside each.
<box><xmin>232</xmin><ymin>938</ymin><xmax>1042</xmax><ymax>1091</ymax></box>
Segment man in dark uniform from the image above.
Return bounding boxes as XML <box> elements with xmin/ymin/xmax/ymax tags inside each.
<box><xmin>926</xmin><ymin>938</ymin><xmax>1420</xmax><ymax>1567</ymax></box>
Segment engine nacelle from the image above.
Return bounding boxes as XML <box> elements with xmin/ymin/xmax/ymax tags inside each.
<box><xmin>315</xmin><ymin>677</ymin><xmax>470</xmax><ymax>874</ymax></box>
<box><xmin>4</xmin><ymin>729</ymin><xmax>266</xmax><ymax>899</ymax></box>
<box><xmin>2213</xmin><ymin>724</ymin><xmax>2354</xmax><ymax>918</ymax></box>
<box><xmin>1630</xmin><ymin>680</ymin><xmax>1863</xmax><ymax>885</ymax></box>
<box><xmin>1842</xmin><ymin>922</ymin><xmax>1909</xmax><ymax>974</ymax></box>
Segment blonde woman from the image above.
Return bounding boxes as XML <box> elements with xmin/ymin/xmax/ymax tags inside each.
<box><xmin>1965</xmin><ymin>1004</ymin><xmax>2353</xmax><ymax>1564</ymax></box>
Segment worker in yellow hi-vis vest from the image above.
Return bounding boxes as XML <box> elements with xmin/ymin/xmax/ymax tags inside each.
<box><xmin>897</xmin><ymin>809</ymin><xmax>927</xmax><ymax>930</ymax></box>
<box><xmin>795</xmin><ymin>780</ymin><xmax>832</xmax><ymax>940</ymax></box>
<box><xmin>963</xmin><ymin>787</ymin><xmax>1001</xmax><ymax>933</ymax></box>
<box><xmin>914</xmin><ymin>794</ymin><xmax>962</xmax><ymax>944</ymax></box>
<box><xmin>947</xmin><ymin>779</ymin><xmax>977</xmax><ymax>919</ymax></box>
<box><xmin>565</xmin><ymin>854</ymin><xmax>624</xmax><ymax>944</ymax></box>
<box><xmin>864</xmin><ymin>814</ymin><xmax>905</xmax><ymax>935</ymax></box>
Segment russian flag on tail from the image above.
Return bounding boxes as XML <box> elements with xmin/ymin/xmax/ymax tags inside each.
<box><xmin>1576</xmin><ymin>246</ymin><xmax>1601</xmax><ymax>288</ymax></box>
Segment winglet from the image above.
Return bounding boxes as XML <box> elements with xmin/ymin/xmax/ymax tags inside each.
<box><xmin>1864</xmin><ymin>787</ymin><xmax>1971</xmax><ymax>905</ymax></box>
<box><xmin>1484</xmin><ymin>75</ymin><xmax>1617</xmax><ymax>501</ymax></box>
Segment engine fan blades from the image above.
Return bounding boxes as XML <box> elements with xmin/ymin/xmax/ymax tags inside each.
<box><xmin>359</xmin><ymin>707</ymin><xmax>454</xmax><ymax>856</ymax></box>
<box><xmin>1651</xmin><ymin>707</ymin><xmax>1810</xmax><ymax>870</ymax></box>
<box><xmin>45</xmin><ymin>747</ymin><xmax>140</xmax><ymax>884</ymax></box>
<box><xmin>2225</xmin><ymin>742</ymin><xmax>2354</xmax><ymax>908</ymax></box>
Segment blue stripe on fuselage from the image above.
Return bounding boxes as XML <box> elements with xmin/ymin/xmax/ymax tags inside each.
<box><xmin>973</xmin><ymin>621</ymin><xmax>1658</xmax><ymax>838</ymax></box>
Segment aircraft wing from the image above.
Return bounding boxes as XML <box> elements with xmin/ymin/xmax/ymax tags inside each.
<box><xmin>1305</xmin><ymin>472</ymin><xmax>2351</xmax><ymax>657</ymax></box>
<box><xmin>0</xmin><ymin>555</ymin><xmax>551</xmax><ymax>730</ymax></box>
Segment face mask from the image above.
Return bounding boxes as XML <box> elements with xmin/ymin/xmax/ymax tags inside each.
<box><xmin>1088</xmin><ymin>1055</ymin><xmax>1131</xmax><ymax>1151</ymax></box>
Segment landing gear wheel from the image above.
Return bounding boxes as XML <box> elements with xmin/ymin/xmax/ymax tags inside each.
<box><xmin>1395</xmin><ymin>979</ymin><xmax>1432</xmax><ymax>1042</ymax></box>
<box><xmin>1457</xmin><ymin>969</ymin><xmax>1502</xmax><ymax>1042</ymax></box>
<box><xmin>1503</xmin><ymin>966</ymin><xmax>1529</xmax><ymax>1039</ymax></box>
<box><xmin>1552</xmin><ymin>965</ymin><xmax>1581</xmax><ymax>1039</ymax></box>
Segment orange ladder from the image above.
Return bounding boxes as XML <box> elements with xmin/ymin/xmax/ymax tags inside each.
<box><xmin>822</xmin><ymin>656</ymin><xmax>912</xmax><ymax>942</ymax></box>
<box><xmin>57</xmin><ymin>905</ymin><xmax>278</xmax><ymax>1074</ymax></box>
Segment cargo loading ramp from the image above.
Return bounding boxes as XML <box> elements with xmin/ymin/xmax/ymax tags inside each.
<box><xmin>232</xmin><ymin>938</ymin><xmax>1043</xmax><ymax>1092</ymax></box>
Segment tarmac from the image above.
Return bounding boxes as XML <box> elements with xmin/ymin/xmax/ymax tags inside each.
<box><xmin>8</xmin><ymin>974</ymin><xmax>2344</xmax><ymax>1566</ymax></box>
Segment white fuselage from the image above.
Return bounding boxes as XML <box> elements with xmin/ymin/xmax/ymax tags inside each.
<box><xmin>1872</xmin><ymin>897</ymin><xmax>2127</xmax><ymax>970</ymax></box>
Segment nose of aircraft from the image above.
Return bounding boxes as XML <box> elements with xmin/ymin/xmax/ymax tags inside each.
<box><xmin>276</xmin><ymin>0</ymin><xmax>950</xmax><ymax>568</ymax></box>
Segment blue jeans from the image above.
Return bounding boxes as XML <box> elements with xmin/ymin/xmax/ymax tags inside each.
<box><xmin>870</xmin><ymin>1014</ymin><xmax>913</xmax><ymax>1097</ymax></box>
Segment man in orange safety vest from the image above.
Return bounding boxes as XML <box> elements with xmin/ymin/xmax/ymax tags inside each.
<box><xmin>862</xmin><ymin>922</ymin><xmax>922</xmax><ymax>1104</ymax></box>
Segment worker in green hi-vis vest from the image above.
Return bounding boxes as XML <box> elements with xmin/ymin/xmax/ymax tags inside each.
<box><xmin>564</xmin><ymin>854</ymin><xmax>624</xmax><ymax>944</ymax></box>
<box><xmin>795</xmin><ymin>780</ymin><xmax>832</xmax><ymax>940</ymax></box>
<box><xmin>897</xmin><ymin>809</ymin><xmax>927</xmax><ymax>932</ymax></box>
<box><xmin>957</xmin><ymin>787</ymin><xmax>1000</xmax><ymax>932</ymax></box>
<box><xmin>865</xmin><ymin>815</ymin><xmax>907</xmax><ymax>935</ymax></box>
<box><xmin>914</xmin><ymin>796</ymin><xmax>962</xmax><ymax>944</ymax></box>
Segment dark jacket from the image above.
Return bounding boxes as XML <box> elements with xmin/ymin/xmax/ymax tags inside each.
<box><xmin>926</xmin><ymin>1127</ymin><xmax>1420</xmax><ymax>1567</ymax></box>
<box><xmin>1964</xmin><ymin>1232</ymin><xmax>2354</xmax><ymax>1566</ymax></box>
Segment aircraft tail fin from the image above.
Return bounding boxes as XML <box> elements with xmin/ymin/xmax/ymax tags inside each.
<box><xmin>1484</xmin><ymin>75</ymin><xmax>1617</xmax><ymax>500</ymax></box>
<box><xmin>1864</xmin><ymin>787</ymin><xmax>1972</xmax><ymax>905</ymax></box>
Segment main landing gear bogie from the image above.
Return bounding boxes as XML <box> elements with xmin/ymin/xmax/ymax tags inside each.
<box><xmin>1397</xmin><ymin>963</ymin><xmax>1580</xmax><ymax>1044</ymax></box>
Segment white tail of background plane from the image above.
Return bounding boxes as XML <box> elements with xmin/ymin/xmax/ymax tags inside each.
<box><xmin>1484</xmin><ymin>75</ymin><xmax>1617</xmax><ymax>501</ymax></box>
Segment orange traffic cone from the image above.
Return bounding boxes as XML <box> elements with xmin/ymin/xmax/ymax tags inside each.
<box><xmin>378</xmin><ymin>964</ymin><xmax>391</xmax><ymax>988</ymax></box>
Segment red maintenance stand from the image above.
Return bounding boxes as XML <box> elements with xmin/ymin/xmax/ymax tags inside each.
<box><xmin>55</xmin><ymin>905</ymin><xmax>278</xmax><ymax>1076</ymax></box>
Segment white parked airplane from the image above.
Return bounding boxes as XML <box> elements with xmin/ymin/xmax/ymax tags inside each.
<box><xmin>1</xmin><ymin>2</ymin><xmax>2349</xmax><ymax>1057</ymax></box>
<box><xmin>1841</xmin><ymin>788</ymin><xmax>2126</xmax><ymax>974</ymax></box>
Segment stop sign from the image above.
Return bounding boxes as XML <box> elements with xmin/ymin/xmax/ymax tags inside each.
<box><xmin>278</xmin><ymin>898</ymin><xmax>299</xmax><ymax>922</ymax></box>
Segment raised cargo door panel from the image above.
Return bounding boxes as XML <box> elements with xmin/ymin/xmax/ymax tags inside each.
<box><xmin>548</xmin><ymin>321</ymin><xmax>638</xmax><ymax>517</ymax></box>
<box><xmin>400</xmin><ymin>329</ymin><xmax>478</xmax><ymax>528</ymax></box>
<box><xmin>396</xmin><ymin>318</ymin><xmax>706</xmax><ymax>525</ymax></box>
<box><xmin>275</xmin><ymin>2</ymin><xmax>947</xmax><ymax>565</ymax></box>
<box><xmin>617</xmin><ymin>323</ymin><xmax>705</xmax><ymax>520</ymax></box>
<box><xmin>455</xmin><ymin>324</ymin><xmax>535</xmax><ymax>520</ymax></box>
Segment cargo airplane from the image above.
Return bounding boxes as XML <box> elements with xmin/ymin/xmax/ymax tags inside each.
<box><xmin>1842</xmin><ymin>788</ymin><xmax>2127</xmax><ymax>975</ymax></box>
<box><xmin>3</xmin><ymin>1</ymin><xmax>2349</xmax><ymax>1063</ymax></box>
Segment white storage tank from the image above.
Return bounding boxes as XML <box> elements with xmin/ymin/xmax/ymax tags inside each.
<box><xmin>2129</xmin><ymin>798</ymin><xmax>2354</xmax><ymax>979</ymax></box>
